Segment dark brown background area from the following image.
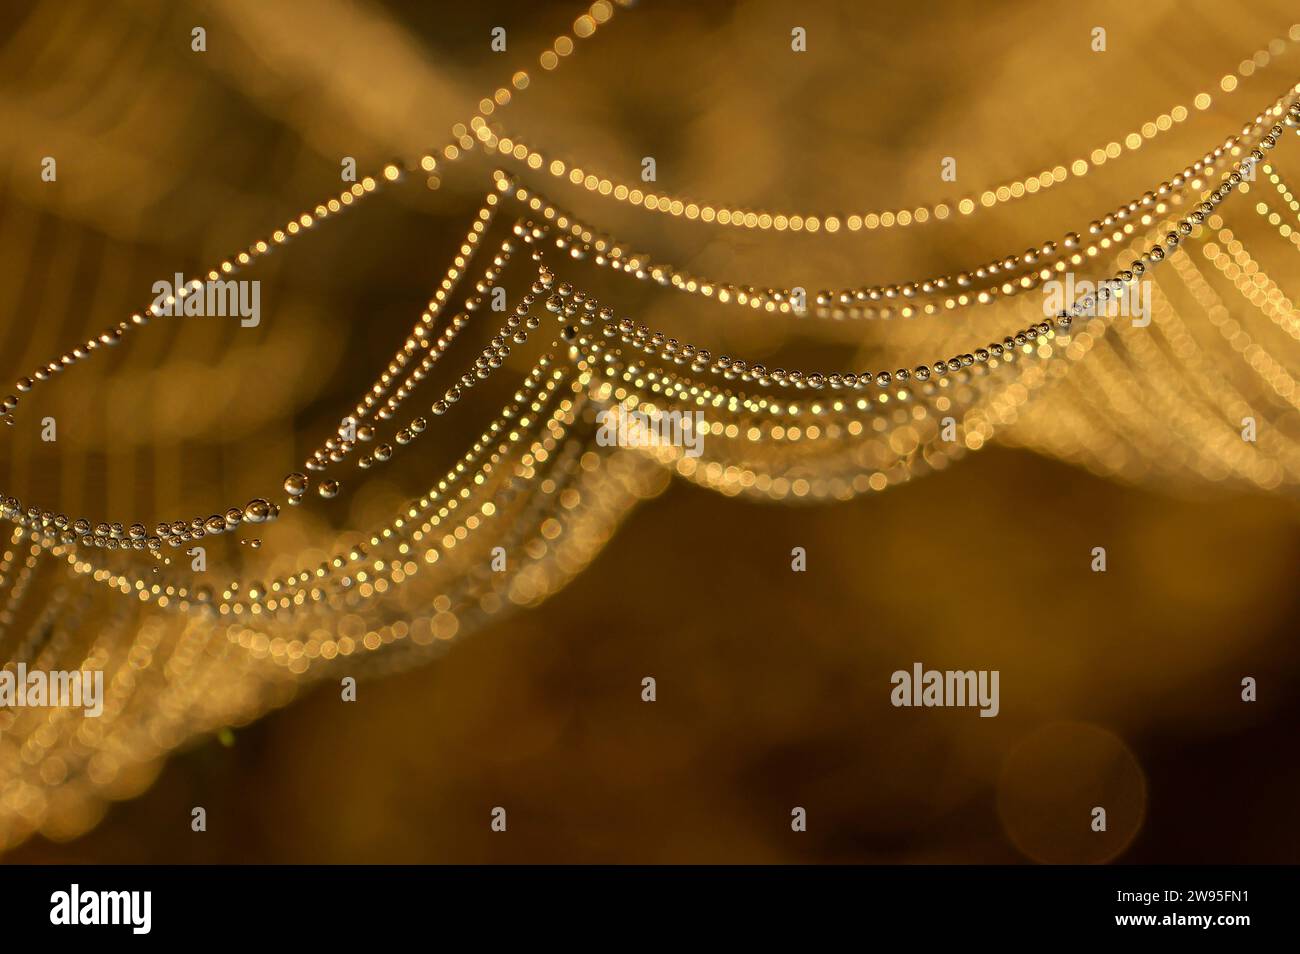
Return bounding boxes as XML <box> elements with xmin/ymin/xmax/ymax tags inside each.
<box><xmin>2</xmin><ymin>0</ymin><xmax>1299</xmax><ymax>862</ymax></box>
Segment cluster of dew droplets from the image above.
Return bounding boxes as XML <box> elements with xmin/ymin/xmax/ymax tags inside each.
<box><xmin>0</xmin><ymin>494</ymin><xmax>279</xmax><ymax>552</ymax></box>
<box><xmin>283</xmin><ymin>470</ymin><xmax>341</xmax><ymax>504</ymax></box>
<box><xmin>283</xmin><ymin>472</ymin><xmax>310</xmax><ymax>505</ymax></box>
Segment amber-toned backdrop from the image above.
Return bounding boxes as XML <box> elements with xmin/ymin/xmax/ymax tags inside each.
<box><xmin>2</xmin><ymin>0</ymin><xmax>1298</xmax><ymax>862</ymax></box>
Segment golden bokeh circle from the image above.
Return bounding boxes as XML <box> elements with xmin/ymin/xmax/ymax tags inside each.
<box><xmin>997</xmin><ymin>722</ymin><xmax>1146</xmax><ymax>864</ymax></box>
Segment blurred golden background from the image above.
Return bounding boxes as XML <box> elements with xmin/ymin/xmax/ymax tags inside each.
<box><xmin>1</xmin><ymin>0</ymin><xmax>1298</xmax><ymax>862</ymax></box>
